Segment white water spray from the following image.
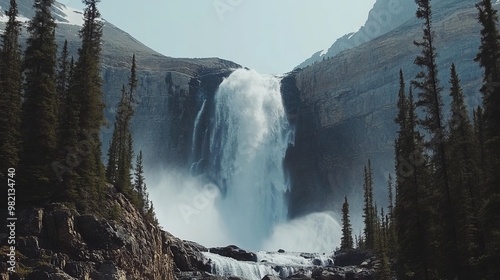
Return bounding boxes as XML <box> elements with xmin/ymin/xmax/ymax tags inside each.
<box><xmin>209</xmin><ymin>69</ymin><xmax>293</xmax><ymax>250</ymax></box>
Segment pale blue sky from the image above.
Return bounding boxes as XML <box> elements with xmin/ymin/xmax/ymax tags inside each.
<box><xmin>60</xmin><ymin>0</ymin><xmax>376</xmax><ymax>74</ymax></box>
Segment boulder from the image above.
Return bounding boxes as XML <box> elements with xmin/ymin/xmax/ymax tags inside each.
<box><xmin>165</xmin><ymin>232</ymin><xmax>211</xmax><ymax>272</ymax></box>
<box><xmin>334</xmin><ymin>250</ymin><xmax>373</xmax><ymax>267</ymax></box>
<box><xmin>262</xmin><ymin>275</ymin><xmax>281</xmax><ymax>280</ymax></box>
<box><xmin>209</xmin><ymin>245</ymin><xmax>258</xmax><ymax>262</ymax></box>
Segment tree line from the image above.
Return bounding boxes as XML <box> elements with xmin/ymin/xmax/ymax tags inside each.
<box><xmin>340</xmin><ymin>0</ymin><xmax>500</xmax><ymax>279</ymax></box>
<box><xmin>0</xmin><ymin>0</ymin><xmax>155</xmax><ymax>222</ymax></box>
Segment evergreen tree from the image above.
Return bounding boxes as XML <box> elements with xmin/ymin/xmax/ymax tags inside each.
<box><xmin>133</xmin><ymin>150</ymin><xmax>149</xmax><ymax>213</ymax></box>
<box><xmin>106</xmin><ymin>55</ymin><xmax>137</xmax><ymax>198</ymax></box>
<box><xmin>377</xmin><ymin>207</ymin><xmax>391</xmax><ymax>280</ymax></box>
<box><xmin>475</xmin><ymin>2</ymin><xmax>500</xmax><ymax>276</ymax></box>
<box><xmin>394</xmin><ymin>73</ymin><xmax>433</xmax><ymax>279</ymax></box>
<box><xmin>412</xmin><ymin>1</ymin><xmax>458</xmax><ymax>277</ymax></box>
<box><xmin>362</xmin><ymin>160</ymin><xmax>376</xmax><ymax>250</ymax></box>
<box><xmin>0</xmin><ymin>0</ymin><xmax>23</xmax><ymax>172</ymax></box>
<box><xmin>386</xmin><ymin>174</ymin><xmax>396</xmax><ymax>257</ymax></box>
<box><xmin>446</xmin><ymin>64</ymin><xmax>485</xmax><ymax>278</ymax></box>
<box><xmin>56</xmin><ymin>40</ymin><xmax>70</xmax><ymax>125</ymax></box>
<box><xmin>68</xmin><ymin>0</ymin><xmax>105</xmax><ymax>210</ymax></box>
<box><xmin>340</xmin><ymin>196</ymin><xmax>353</xmax><ymax>251</ymax></box>
<box><xmin>20</xmin><ymin>0</ymin><xmax>59</xmax><ymax>203</ymax></box>
<box><xmin>57</xmin><ymin>56</ymin><xmax>81</xmax><ymax>203</ymax></box>
<box><xmin>387</xmin><ymin>174</ymin><xmax>394</xmax><ymax>225</ymax></box>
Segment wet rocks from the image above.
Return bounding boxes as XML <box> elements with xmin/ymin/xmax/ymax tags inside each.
<box><xmin>209</xmin><ymin>245</ymin><xmax>258</xmax><ymax>262</ymax></box>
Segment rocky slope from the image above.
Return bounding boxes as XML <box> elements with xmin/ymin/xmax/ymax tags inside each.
<box><xmin>284</xmin><ymin>0</ymin><xmax>486</xmax><ymax>215</ymax></box>
<box><xmin>0</xmin><ymin>184</ymin><xmax>175</xmax><ymax>279</ymax></box>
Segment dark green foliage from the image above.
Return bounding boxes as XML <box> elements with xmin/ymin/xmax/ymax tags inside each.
<box><xmin>106</xmin><ymin>55</ymin><xmax>137</xmax><ymax>199</ymax></box>
<box><xmin>386</xmin><ymin>174</ymin><xmax>396</xmax><ymax>257</ymax></box>
<box><xmin>362</xmin><ymin>160</ymin><xmax>376</xmax><ymax>250</ymax></box>
<box><xmin>394</xmin><ymin>71</ymin><xmax>433</xmax><ymax>279</ymax></box>
<box><xmin>56</xmin><ymin>40</ymin><xmax>70</xmax><ymax>126</ymax></box>
<box><xmin>446</xmin><ymin>64</ymin><xmax>485</xmax><ymax>278</ymax></box>
<box><xmin>0</xmin><ymin>0</ymin><xmax>22</xmax><ymax>172</ymax></box>
<box><xmin>57</xmin><ymin>56</ymin><xmax>81</xmax><ymax>203</ymax></box>
<box><xmin>340</xmin><ymin>196</ymin><xmax>353</xmax><ymax>251</ymax></box>
<box><xmin>412</xmin><ymin>1</ymin><xmax>460</xmax><ymax>277</ymax></box>
<box><xmin>19</xmin><ymin>0</ymin><xmax>59</xmax><ymax>203</ymax></box>
<box><xmin>134</xmin><ymin>150</ymin><xmax>150</xmax><ymax>214</ymax></box>
<box><xmin>475</xmin><ymin>1</ymin><xmax>500</xmax><ymax>277</ymax></box>
<box><xmin>376</xmin><ymin>208</ymin><xmax>391</xmax><ymax>280</ymax></box>
<box><xmin>65</xmin><ymin>0</ymin><xmax>105</xmax><ymax>211</ymax></box>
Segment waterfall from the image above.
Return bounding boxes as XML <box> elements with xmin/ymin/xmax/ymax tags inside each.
<box><xmin>150</xmin><ymin>68</ymin><xmax>341</xmax><ymax>253</ymax></box>
<box><xmin>192</xmin><ymin>99</ymin><xmax>207</xmax><ymax>155</ymax></box>
<box><xmin>208</xmin><ymin>69</ymin><xmax>293</xmax><ymax>250</ymax></box>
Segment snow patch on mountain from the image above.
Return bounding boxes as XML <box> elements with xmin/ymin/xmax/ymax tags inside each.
<box><xmin>0</xmin><ymin>1</ymin><xmax>85</xmax><ymax>27</ymax></box>
<box><xmin>53</xmin><ymin>2</ymin><xmax>84</xmax><ymax>26</ymax></box>
<box><xmin>0</xmin><ymin>5</ymin><xmax>30</xmax><ymax>24</ymax></box>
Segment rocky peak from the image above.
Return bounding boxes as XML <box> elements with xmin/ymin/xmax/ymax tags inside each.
<box><xmin>296</xmin><ymin>0</ymin><xmax>416</xmax><ymax>69</ymax></box>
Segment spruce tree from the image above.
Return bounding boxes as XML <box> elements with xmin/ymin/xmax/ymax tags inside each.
<box><xmin>56</xmin><ymin>40</ymin><xmax>70</xmax><ymax>125</ymax></box>
<box><xmin>69</xmin><ymin>0</ymin><xmax>105</xmax><ymax>210</ymax></box>
<box><xmin>394</xmin><ymin>72</ymin><xmax>433</xmax><ymax>279</ymax></box>
<box><xmin>446</xmin><ymin>63</ymin><xmax>484</xmax><ymax>278</ymax></box>
<box><xmin>362</xmin><ymin>160</ymin><xmax>375</xmax><ymax>250</ymax></box>
<box><xmin>20</xmin><ymin>0</ymin><xmax>59</xmax><ymax>203</ymax></box>
<box><xmin>340</xmin><ymin>196</ymin><xmax>353</xmax><ymax>251</ymax></box>
<box><xmin>0</xmin><ymin>0</ymin><xmax>23</xmax><ymax>172</ymax></box>
<box><xmin>412</xmin><ymin>1</ymin><xmax>458</xmax><ymax>277</ymax></box>
<box><xmin>134</xmin><ymin>150</ymin><xmax>149</xmax><ymax>213</ymax></box>
<box><xmin>106</xmin><ymin>55</ymin><xmax>137</xmax><ymax>198</ymax></box>
<box><xmin>475</xmin><ymin>2</ymin><xmax>500</xmax><ymax>276</ymax></box>
<box><xmin>386</xmin><ymin>174</ymin><xmax>396</xmax><ymax>257</ymax></box>
<box><xmin>56</xmin><ymin>56</ymin><xmax>81</xmax><ymax>204</ymax></box>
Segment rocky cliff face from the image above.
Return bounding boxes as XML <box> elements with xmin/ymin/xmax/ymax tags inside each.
<box><xmin>0</xmin><ymin>185</ymin><xmax>176</xmax><ymax>279</ymax></box>
<box><xmin>284</xmin><ymin>0</ymin><xmax>485</xmax><ymax>215</ymax></box>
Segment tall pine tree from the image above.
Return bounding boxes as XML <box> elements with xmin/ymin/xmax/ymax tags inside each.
<box><xmin>68</xmin><ymin>0</ymin><xmax>106</xmax><ymax>210</ymax></box>
<box><xmin>340</xmin><ymin>196</ymin><xmax>353</xmax><ymax>251</ymax></box>
<box><xmin>106</xmin><ymin>55</ymin><xmax>137</xmax><ymax>198</ymax></box>
<box><xmin>475</xmin><ymin>1</ymin><xmax>500</xmax><ymax>277</ymax></box>
<box><xmin>362</xmin><ymin>160</ymin><xmax>376</xmax><ymax>250</ymax></box>
<box><xmin>0</xmin><ymin>0</ymin><xmax>23</xmax><ymax>172</ymax></box>
<box><xmin>56</xmin><ymin>40</ymin><xmax>70</xmax><ymax>125</ymax></box>
<box><xmin>394</xmin><ymin>71</ymin><xmax>433</xmax><ymax>279</ymax></box>
<box><xmin>446</xmin><ymin>63</ymin><xmax>484</xmax><ymax>278</ymax></box>
<box><xmin>412</xmin><ymin>1</ymin><xmax>459</xmax><ymax>277</ymax></box>
<box><xmin>20</xmin><ymin>0</ymin><xmax>59</xmax><ymax>204</ymax></box>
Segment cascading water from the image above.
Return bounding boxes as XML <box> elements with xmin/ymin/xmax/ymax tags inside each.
<box><xmin>191</xmin><ymin>99</ymin><xmax>207</xmax><ymax>155</ymax></box>
<box><xmin>149</xmin><ymin>68</ymin><xmax>341</xmax><ymax>257</ymax></box>
<box><xmin>208</xmin><ymin>69</ymin><xmax>293</xmax><ymax>250</ymax></box>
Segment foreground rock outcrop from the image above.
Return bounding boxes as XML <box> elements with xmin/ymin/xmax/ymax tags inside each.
<box><xmin>0</xmin><ymin>185</ymin><xmax>175</xmax><ymax>279</ymax></box>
